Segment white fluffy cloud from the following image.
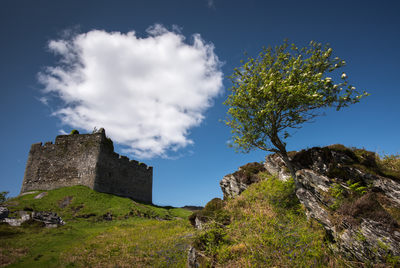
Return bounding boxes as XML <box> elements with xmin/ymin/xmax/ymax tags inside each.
<box><xmin>39</xmin><ymin>25</ymin><xmax>223</xmax><ymax>158</ymax></box>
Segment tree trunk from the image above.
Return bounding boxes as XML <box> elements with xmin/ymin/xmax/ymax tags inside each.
<box><xmin>279</xmin><ymin>151</ymin><xmax>297</xmax><ymax>180</ymax></box>
<box><xmin>270</xmin><ymin>134</ymin><xmax>297</xmax><ymax>180</ymax></box>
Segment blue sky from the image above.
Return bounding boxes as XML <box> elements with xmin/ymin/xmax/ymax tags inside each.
<box><xmin>1</xmin><ymin>0</ymin><xmax>399</xmax><ymax>206</ymax></box>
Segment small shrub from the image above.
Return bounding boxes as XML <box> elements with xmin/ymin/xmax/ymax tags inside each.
<box><xmin>329</xmin><ymin>183</ymin><xmax>346</xmax><ymax>210</ymax></box>
<box><xmin>0</xmin><ymin>191</ymin><xmax>9</xmax><ymax>203</ymax></box>
<box><xmin>338</xmin><ymin>192</ymin><xmax>398</xmax><ymax>229</ymax></box>
<box><xmin>189</xmin><ymin>198</ymin><xmax>230</xmax><ymax>227</ymax></box>
<box><xmin>378</xmin><ymin>153</ymin><xmax>400</xmax><ymax>180</ymax></box>
<box><xmin>69</xmin><ymin>129</ymin><xmax>79</xmax><ymax>135</ymax></box>
<box><xmin>192</xmin><ymin>222</ymin><xmax>229</xmax><ymax>255</ymax></box>
<box><xmin>232</xmin><ymin>162</ymin><xmax>266</xmax><ymax>184</ymax></box>
<box><xmin>347</xmin><ymin>180</ymin><xmax>368</xmax><ymax>196</ymax></box>
<box><xmin>353</xmin><ymin>148</ymin><xmax>378</xmax><ymax>169</ymax></box>
<box><xmin>262</xmin><ymin>177</ymin><xmax>299</xmax><ymax>210</ymax></box>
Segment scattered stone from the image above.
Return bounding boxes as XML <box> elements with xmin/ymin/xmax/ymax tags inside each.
<box><xmin>3</xmin><ymin>212</ymin><xmax>30</xmax><ymax>227</ymax></box>
<box><xmin>32</xmin><ymin>211</ymin><xmax>65</xmax><ymax>227</ymax></box>
<box><xmin>103</xmin><ymin>212</ymin><xmax>112</xmax><ymax>221</ymax></box>
<box><xmin>19</xmin><ymin>191</ymin><xmax>38</xmax><ymax>196</ymax></box>
<box><xmin>34</xmin><ymin>192</ymin><xmax>48</xmax><ymax>199</ymax></box>
<box><xmin>4</xmin><ymin>218</ymin><xmax>24</xmax><ymax>227</ymax></box>
<box><xmin>0</xmin><ymin>206</ymin><xmax>9</xmax><ymax>220</ymax></box>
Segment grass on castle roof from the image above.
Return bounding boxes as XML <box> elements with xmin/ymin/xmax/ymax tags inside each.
<box><xmin>1</xmin><ymin>186</ymin><xmax>193</xmax><ymax>267</ymax></box>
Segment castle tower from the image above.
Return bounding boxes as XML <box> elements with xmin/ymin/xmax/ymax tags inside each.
<box><xmin>21</xmin><ymin>129</ymin><xmax>152</xmax><ymax>203</ymax></box>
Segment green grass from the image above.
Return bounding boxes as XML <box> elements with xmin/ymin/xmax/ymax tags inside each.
<box><xmin>192</xmin><ymin>174</ymin><xmax>353</xmax><ymax>267</ymax></box>
<box><xmin>5</xmin><ymin>185</ymin><xmax>191</xmax><ymax>221</ymax></box>
<box><xmin>1</xmin><ymin>186</ymin><xmax>193</xmax><ymax>267</ymax></box>
<box><xmin>61</xmin><ymin>218</ymin><xmax>192</xmax><ymax>268</ymax></box>
<box><xmin>1</xmin><ymin>218</ymin><xmax>193</xmax><ymax>268</ymax></box>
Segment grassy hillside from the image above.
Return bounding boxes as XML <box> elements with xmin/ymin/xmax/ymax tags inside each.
<box><xmin>1</xmin><ymin>186</ymin><xmax>193</xmax><ymax>267</ymax></box>
<box><xmin>192</xmin><ymin>174</ymin><xmax>355</xmax><ymax>267</ymax></box>
<box><xmin>191</xmin><ymin>149</ymin><xmax>400</xmax><ymax>267</ymax></box>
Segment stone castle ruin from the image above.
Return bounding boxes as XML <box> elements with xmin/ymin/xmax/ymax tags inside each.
<box><xmin>21</xmin><ymin>128</ymin><xmax>152</xmax><ymax>203</ymax></box>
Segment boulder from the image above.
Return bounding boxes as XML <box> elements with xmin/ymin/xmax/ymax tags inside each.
<box><xmin>220</xmin><ymin>162</ymin><xmax>266</xmax><ymax>199</ymax></box>
<box><xmin>32</xmin><ymin>211</ymin><xmax>65</xmax><ymax>227</ymax></box>
<box><xmin>3</xmin><ymin>211</ymin><xmax>31</xmax><ymax>226</ymax></box>
<box><xmin>264</xmin><ymin>153</ymin><xmax>292</xmax><ymax>181</ymax></box>
<box><xmin>220</xmin><ymin>174</ymin><xmax>248</xmax><ymax>200</ymax></box>
<box><xmin>34</xmin><ymin>192</ymin><xmax>48</xmax><ymax>199</ymax></box>
<box><xmin>103</xmin><ymin>212</ymin><xmax>112</xmax><ymax>221</ymax></box>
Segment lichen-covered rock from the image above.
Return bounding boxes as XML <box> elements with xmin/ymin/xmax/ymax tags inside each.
<box><xmin>335</xmin><ymin>218</ymin><xmax>400</xmax><ymax>262</ymax></box>
<box><xmin>220</xmin><ymin>174</ymin><xmax>248</xmax><ymax>200</ymax></box>
<box><xmin>264</xmin><ymin>154</ymin><xmax>292</xmax><ymax>181</ymax></box>
<box><xmin>220</xmin><ymin>162</ymin><xmax>266</xmax><ymax>199</ymax></box>
<box><xmin>264</xmin><ymin>146</ymin><xmax>400</xmax><ymax>264</ymax></box>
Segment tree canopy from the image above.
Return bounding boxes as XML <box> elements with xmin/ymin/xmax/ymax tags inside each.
<box><xmin>224</xmin><ymin>40</ymin><xmax>369</xmax><ymax>178</ymax></box>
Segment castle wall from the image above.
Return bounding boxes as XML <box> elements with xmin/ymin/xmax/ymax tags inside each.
<box><xmin>21</xmin><ymin>134</ymin><xmax>101</xmax><ymax>193</ymax></box>
<box><xmin>21</xmin><ymin>129</ymin><xmax>152</xmax><ymax>203</ymax></box>
<box><xmin>94</xmin><ymin>150</ymin><xmax>153</xmax><ymax>204</ymax></box>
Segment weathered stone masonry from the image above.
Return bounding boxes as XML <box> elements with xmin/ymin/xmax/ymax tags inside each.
<box><xmin>21</xmin><ymin>128</ymin><xmax>152</xmax><ymax>203</ymax></box>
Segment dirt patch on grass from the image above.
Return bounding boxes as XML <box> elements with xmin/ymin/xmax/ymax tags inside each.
<box><xmin>0</xmin><ymin>247</ymin><xmax>27</xmax><ymax>267</ymax></box>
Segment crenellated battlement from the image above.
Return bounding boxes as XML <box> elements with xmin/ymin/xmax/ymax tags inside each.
<box><xmin>107</xmin><ymin>152</ymin><xmax>153</xmax><ymax>171</ymax></box>
<box><xmin>21</xmin><ymin>128</ymin><xmax>153</xmax><ymax>203</ymax></box>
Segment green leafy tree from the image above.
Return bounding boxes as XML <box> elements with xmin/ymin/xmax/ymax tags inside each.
<box><xmin>224</xmin><ymin>40</ymin><xmax>369</xmax><ymax>179</ymax></box>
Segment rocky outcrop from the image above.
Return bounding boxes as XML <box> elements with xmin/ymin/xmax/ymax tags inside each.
<box><xmin>32</xmin><ymin>211</ymin><xmax>65</xmax><ymax>227</ymax></box>
<box><xmin>264</xmin><ymin>154</ymin><xmax>292</xmax><ymax>181</ymax></box>
<box><xmin>220</xmin><ymin>162</ymin><xmax>266</xmax><ymax>199</ymax></box>
<box><xmin>263</xmin><ymin>146</ymin><xmax>400</xmax><ymax>264</ymax></box>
